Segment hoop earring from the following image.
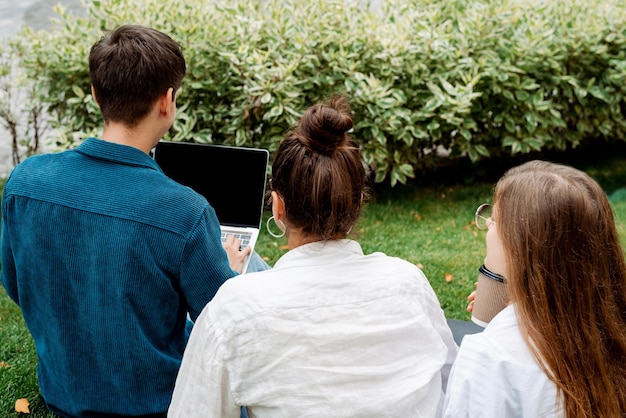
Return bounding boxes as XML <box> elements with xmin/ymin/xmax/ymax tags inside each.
<box><xmin>266</xmin><ymin>216</ymin><xmax>285</xmax><ymax>238</ymax></box>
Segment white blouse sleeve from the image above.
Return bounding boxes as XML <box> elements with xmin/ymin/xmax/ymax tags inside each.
<box><xmin>442</xmin><ymin>333</ymin><xmax>517</xmax><ymax>418</ymax></box>
<box><xmin>168</xmin><ymin>307</ymin><xmax>241</xmax><ymax>418</ymax></box>
<box><xmin>417</xmin><ymin>268</ymin><xmax>459</xmax><ymax>390</ymax></box>
<box><xmin>441</xmin><ymin>308</ymin><xmax>562</xmax><ymax>418</ymax></box>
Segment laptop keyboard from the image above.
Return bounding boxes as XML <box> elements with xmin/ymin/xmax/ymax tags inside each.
<box><xmin>221</xmin><ymin>231</ymin><xmax>252</xmax><ymax>249</ymax></box>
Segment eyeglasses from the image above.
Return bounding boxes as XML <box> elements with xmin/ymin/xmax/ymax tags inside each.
<box><xmin>475</xmin><ymin>203</ymin><xmax>494</xmax><ymax>230</ymax></box>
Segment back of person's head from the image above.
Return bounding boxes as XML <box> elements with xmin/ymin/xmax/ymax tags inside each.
<box><xmin>270</xmin><ymin>95</ymin><xmax>367</xmax><ymax>241</ymax></box>
<box><xmin>494</xmin><ymin>160</ymin><xmax>626</xmax><ymax>417</ymax></box>
<box><xmin>89</xmin><ymin>25</ymin><xmax>186</xmax><ymax>127</ymax></box>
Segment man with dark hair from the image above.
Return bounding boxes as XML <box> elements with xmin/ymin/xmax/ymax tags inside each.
<box><xmin>1</xmin><ymin>25</ymin><xmax>249</xmax><ymax>417</ymax></box>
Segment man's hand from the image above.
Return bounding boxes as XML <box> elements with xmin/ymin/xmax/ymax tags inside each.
<box><xmin>222</xmin><ymin>234</ymin><xmax>252</xmax><ymax>274</ymax></box>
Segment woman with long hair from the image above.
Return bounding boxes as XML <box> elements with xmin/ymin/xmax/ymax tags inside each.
<box><xmin>444</xmin><ymin>160</ymin><xmax>626</xmax><ymax>417</ymax></box>
<box><xmin>169</xmin><ymin>95</ymin><xmax>458</xmax><ymax>417</ymax></box>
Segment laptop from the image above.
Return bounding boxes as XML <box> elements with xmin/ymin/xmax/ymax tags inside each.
<box><xmin>153</xmin><ymin>141</ymin><xmax>269</xmax><ymax>273</ymax></box>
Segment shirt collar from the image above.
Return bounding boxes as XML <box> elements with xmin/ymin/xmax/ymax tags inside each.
<box><xmin>273</xmin><ymin>239</ymin><xmax>364</xmax><ymax>269</ymax></box>
<box><xmin>75</xmin><ymin>137</ymin><xmax>163</xmax><ymax>172</ymax></box>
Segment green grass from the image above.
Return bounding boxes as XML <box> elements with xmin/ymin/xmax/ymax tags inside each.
<box><xmin>0</xmin><ymin>289</ymin><xmax>52</xmax><ymax>417</ymax></box>
<box><xmin>2</xmin><ymin>144</ymin><xmax>626</xmax><ymax>416</ymax></box>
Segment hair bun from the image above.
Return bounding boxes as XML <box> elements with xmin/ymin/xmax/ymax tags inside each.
<box><xmin>296</xmin><ymin>95</ymin><xmax>353</xmax><ymax>156</ymax></box>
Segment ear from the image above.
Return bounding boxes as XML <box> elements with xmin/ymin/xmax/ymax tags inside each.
<box><xmin>158</xmin><ymin>87</ymin><xmax>175</xmax><ymax>117</ymax></box>
<box><xmin>91</xmin><ymin>85</ymin><xmax>99</xmax><ymax>105</ymax></box>
<box><xmin>271</xmin><ymin>191</ymin><xmax>285</xmax><ymax>221</ymax></box>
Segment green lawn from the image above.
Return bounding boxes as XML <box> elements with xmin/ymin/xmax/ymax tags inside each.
<box><xmin>2</xmin><ymin>145</ymin><xmax>626</xmax><ymax>416</ymax></box>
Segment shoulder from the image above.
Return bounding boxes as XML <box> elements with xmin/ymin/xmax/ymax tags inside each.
<box><xmin>205</xmin><ymin>271</ymin><xmax>274</xmax><ymax>321</ymax></box>
<box><xmin>361</xmin><ymin>251</ymin><xmax>433</xmax><ymax>293</ymax></box>
<box><xmin>447</xmin><ymin>307</ymin><xmax>536</xmax><ymax>392</ymax></box>
<box><xmin>4</xmin><ymin>151</ymin><xmax>70</xmax><ymax>194</ymax></box>
<box><xmin>358</xmin><ymin>248</ymin><xmax>425</xmax><ymax>275</ymax></box>
<box><xmin>7</xmin><ymin>151</ymin><xmax>66</xmax><ymax>175</ymax></box>
<box><xmin>445</xmin><ymin>306</ymin><xmax>561</xmax><ymax>417</ymax></box>
<box><xmin>149</xmin><ymin>172</ymin><xmax>209</xmax><ymax>210</ymax></box>
<box><xmin>458</xmin><ymin>306</ymin><xmax>527</xmax><ymax>362</ymax></box>
<box><xmin>135</xmin><ymin>174</ymin><xmax>215</xmax><ymax>236</ymax></box>
<box><xmin>447</xmin><ymin>308</ymin><xmax>534</xmax><ymax>387</ymax></box>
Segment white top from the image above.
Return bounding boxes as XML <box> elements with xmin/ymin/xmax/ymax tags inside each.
<box><xmin>168</xmin><ymin>240</ymin><xmax>458</xmax><ymax>418</ymax></box>
<box><xmin>443</xmin><ymin>305</ymin><xmax>563</xmax><ymax>418</ymax></box>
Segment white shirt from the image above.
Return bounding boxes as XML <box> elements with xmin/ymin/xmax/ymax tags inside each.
<box><xmin>169</xmin><ymin>240</ymin><xmax>458</xmax><ymax>418</ymax></box>
<box><xmin>443</xmin><ymin>305</ymin><xmax>563</xmax><ymax>418</ymax></box>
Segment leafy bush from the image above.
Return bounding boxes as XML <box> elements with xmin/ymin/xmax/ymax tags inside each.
<box><xmin>9</xmin><ymin>0</ymin><xmax>626</xmax><ymax>185</ymax></box>
<box><xmin>0</xmin><ymin>40</ymin><xmax>49</xmax><ymax>166</ymax></box>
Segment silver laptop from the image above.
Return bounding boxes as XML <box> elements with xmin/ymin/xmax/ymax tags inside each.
<box><xmin>153</xmin><ymin>141</ymin><xmax>269</xmax><ymax>273</ymax></box>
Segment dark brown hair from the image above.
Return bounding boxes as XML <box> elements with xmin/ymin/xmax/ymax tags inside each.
<box><xmin>89</xmin><ymin>25</ymin><xmax>186</xmax><ymax>126</ymax></box>
<box><xmin>270</xmin><ymin>95</ymin><xmax>368</xmax><ymax>240</ymax></box>
<box><xmin>495</xmin><ymin>160</ymin><xmax>626</xmax><ymax>417</ymax></box>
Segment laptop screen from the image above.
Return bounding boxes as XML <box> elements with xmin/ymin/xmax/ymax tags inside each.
<box><xmin>153</xmin><ymin>141</ymin><xmax>269</xmax><ymax>228</ymax></box>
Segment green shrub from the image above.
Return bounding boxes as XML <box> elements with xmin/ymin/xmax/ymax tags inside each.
<box><xmin>9</xmin><ymin>0</ymin><xmax>626</xmax><ymax>185</ymax></box>
<box><xmin>0</xmin><ymin>40</ymin><xmax>49</xmax><ymax>165</ymax></box>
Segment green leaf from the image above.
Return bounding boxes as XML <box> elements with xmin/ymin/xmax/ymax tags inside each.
<box><xmin>503</xmin><ymin>90</ymin><xmax>515</xmax><ymax>101</ymax></box>
<box><xmin>377</xmin><ymin>97</ymin><xmax>396</xmax><ymax>109</ymax></box>
<box><xmin>524</xmin><ymin>112</ymin><xmax>538</xmax><ymax>132</ymax></box>
<box><xmin>502</xmin><ymin>136</ymin><xmax>518</xmax><ymax>147</ymax></box>
<box><xmin>504</xmin><ymin>118</ymin><xmax>516</xmax><ymax>134</ymax></box>
<box><xmin>515</xmin><ymin>90</ymin><xmax>530</xmax><ymax>102</ymax></box>
<box><xmin>523</xmin><ymin>137</ymin><xmax>544</xmax><ymax>151</ymax></box>
<box><xmin>474</xmin><ymin>144</ymin><xmax>490</xmax><ymax>157</ymax></box>
<box><xmin>261</xmin><ymin>92</ymin><xmax>272</xmax><ymax>104</ymax></box>
<box><xmin>398</xmin><ymin>164</ymin><xmax>414</xmax><ymax>178</ymax></box>
<box><xmin>266</xmin><ymin>103</ymin><xmax>284</xmax><ymax>118</ymax></box>
<box><xmin>71</xmin><ymin>85</ymin><xmax>85</xmax><ymax>99</ymax></box>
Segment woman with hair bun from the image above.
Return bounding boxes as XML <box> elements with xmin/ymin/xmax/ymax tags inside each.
<box><xmin>169</xmin><ymin>95</ymin><xmax>458</xmax><ymax>418</ymax></box>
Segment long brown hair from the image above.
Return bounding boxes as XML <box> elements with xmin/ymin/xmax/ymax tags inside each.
<box><xmin>270</xmin><ymin>95</ymin><xmax>368</xmax><ymax>240</ymax></box>
<box><xmin>494</xmin><ymin>160</ymin><xmax>626</xmax><ymax>417</ymax></box>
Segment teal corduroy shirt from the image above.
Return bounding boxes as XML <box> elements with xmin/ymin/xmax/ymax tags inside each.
<box><xmin>1</xmin><ymin>138</ymin><xmax>237</xmax><ymax>417</ymax></box>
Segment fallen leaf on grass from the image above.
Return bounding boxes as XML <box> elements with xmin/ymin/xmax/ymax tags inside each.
<box><xmin>464</xmin><ymin>223</ymin><xmax>479</xmax><ymax>237</ymax></box>
<box><xmin>445</xmin><ymin>273</ymin><xmax>453</xmax><ymax>283</ymax></box>
<box><xmin>416</xmin><ymin>263</ymin><xmax>424</xmax><ymax>269</ymax></box>
<box><xmin>0</xmin><ymin>361</ymin><xmax>9</xmax><ymax>368</ymax></box>
<box><xmin>279</xmin><ymin>245</ymin><xmax>289</xmax><ymax>250</ymax></box>
<box><xmin>15</xmin><ymin>398</ymin><xmax>30</xmax><ymax>414</ymax></box>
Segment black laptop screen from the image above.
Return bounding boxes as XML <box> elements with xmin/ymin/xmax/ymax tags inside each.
<box><xmin>153</xmin><ymin>141</ymin><xmax>269</xmax><ymax>228</ymax></box>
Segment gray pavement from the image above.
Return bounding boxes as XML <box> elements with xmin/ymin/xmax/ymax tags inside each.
<box><xmin>0</xmin><ymin>0</ymin><xmax>85</xmax><ymax>38</ymax></box>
